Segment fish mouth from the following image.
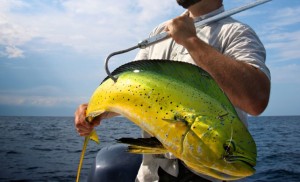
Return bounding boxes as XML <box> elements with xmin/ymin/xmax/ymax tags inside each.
<box><xmin>224</xmin><ymin>155</ymin><xmax>256</xmax><ymax>168</ymax></box>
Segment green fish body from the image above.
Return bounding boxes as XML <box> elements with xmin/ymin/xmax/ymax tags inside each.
<box><xmin>85</xmin><ymin>60</ymin><xmax>257</xmax><ymax>180</ymax></box>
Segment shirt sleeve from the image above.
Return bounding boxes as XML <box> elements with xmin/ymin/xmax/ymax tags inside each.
<box><xmin>134</xmin><ymin>21</ymin><xmax>168</xmax><ymax>61</ymax></box>
<box><xmin>223</xmin><ymin>23</ymin><xmax>271</xmax><ymax>80</ymax></box>
<box><xmin>134</xmin><ymin>47</ymin><xmax>150</xmax><ymax>61</ymax></box>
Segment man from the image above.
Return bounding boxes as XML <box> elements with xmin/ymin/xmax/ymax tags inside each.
<box><xmin>75</xmin><ymin>0</ymin><xmax>271</xmax><ymax>181</ymax></box>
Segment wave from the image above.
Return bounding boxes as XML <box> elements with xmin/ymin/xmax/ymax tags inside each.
<box><xmin>254</xmin><ymin>169</ymin><xmax>300</xmax><ymax>182</ymax></box>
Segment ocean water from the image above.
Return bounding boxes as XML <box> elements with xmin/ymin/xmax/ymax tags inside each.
<box><xmin>0</xmin><ymin>116</ymin><xmax>299</xmax><ymax>182</ymax></box>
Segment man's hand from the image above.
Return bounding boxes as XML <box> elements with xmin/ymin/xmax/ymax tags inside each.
<box><xmin>164</xmin><ymin>14</ymin><xmax>197</xmax><ymax>46</ymax></box>
<box><xmin>74</xmin><ymin>103</ymin><xmax>119</xmax><ymax>136</ymax></box>
<box><xmin>74</xmin><ymin>103</ymin><xmax>100</xmax><ymax>136</ymax></box>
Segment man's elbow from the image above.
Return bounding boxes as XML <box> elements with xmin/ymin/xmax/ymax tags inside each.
<box><xmin>248</xmin><ymin>96</ymin><xmax>270</xmax><ymax>116</ymax></box>
<box><xmin>248</xmin><ymin>86</ymin><xmax>270</xmax><ymax>116</ymax></box>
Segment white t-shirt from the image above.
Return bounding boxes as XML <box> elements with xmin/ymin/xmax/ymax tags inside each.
<box><xmin>134</xmin><ymin>6</ymin><xmax>271</xmax><ymax>182</ymax></box>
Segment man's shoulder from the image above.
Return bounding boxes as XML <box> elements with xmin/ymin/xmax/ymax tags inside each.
<box><xmin>217</xmin><ymin>17</ymin><xmax>255</xmax><ymax>33</ymax></box>
<box><xmin>149</xmin><ymin>21</ymin><xmax>169</xmax><ymax>36</ymax></box>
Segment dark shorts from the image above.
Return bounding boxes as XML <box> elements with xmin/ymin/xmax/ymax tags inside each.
<box><xmin>88</xmin><ymin>144</ymin><xmax>225</xmax><ymax>182</ymax></box>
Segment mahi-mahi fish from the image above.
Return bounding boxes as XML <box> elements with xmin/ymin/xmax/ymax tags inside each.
<box><xmin>76</xmin><ymin>60</ymin><xmax>257</xmax><ymax>181</ymax></box>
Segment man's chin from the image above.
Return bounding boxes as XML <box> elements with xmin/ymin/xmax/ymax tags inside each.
<box><xmin>176</xmin><ymin>0</ymin><xmax>202</xmax><ymax>9</ymax></box>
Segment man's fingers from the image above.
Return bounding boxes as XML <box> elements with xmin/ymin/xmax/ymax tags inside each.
<box><xmin>77</xmin><ymin>129</ymin><xmax>93</xmax><ymax>137</ymax></box>
<box><xmin>74</xmin><ymin>103</ymin><xmax>118</xmax><ymax>137</ymax></box>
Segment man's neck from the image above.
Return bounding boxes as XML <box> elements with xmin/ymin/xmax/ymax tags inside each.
<box><xmin>188</xmin><ymin>1</ymin><xmax>222</xmax><ymax>18</ymax></box>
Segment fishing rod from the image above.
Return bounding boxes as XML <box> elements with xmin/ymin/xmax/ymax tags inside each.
<box><xmin>105</xmin><ymin>0</ymin><xmax>272</xmax><ymax>82</ymax></box>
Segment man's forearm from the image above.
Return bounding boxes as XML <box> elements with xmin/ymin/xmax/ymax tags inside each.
<box><xmin>183</xmin><ymin>37</ymin><xmax>270</xmax><ymax>115</ymax></box>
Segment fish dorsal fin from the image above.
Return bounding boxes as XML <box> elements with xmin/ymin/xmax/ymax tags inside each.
<box><xmin>102</xmin><ymin>60</ymin><xmax>236</xmax><ymax>113</ymax></box>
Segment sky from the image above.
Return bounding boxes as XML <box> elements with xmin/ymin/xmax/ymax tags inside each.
<box><xmin>0</xmin><ymin>0</ymin><xmax>299</xmax><ymax>116</ymax></box>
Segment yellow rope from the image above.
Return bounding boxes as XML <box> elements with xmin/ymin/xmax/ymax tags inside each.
<box><xmin>76</xmin><ymin>136</ymin><xmax>89</xmax><ymax>182</ymax></box>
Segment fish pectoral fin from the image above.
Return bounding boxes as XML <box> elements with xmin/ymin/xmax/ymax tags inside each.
<box><xmin>117</xmin><ymin>137</ymin><xmax>167</xmax><ymax>154</ymax></box>
<box><xmin>126</xmin><ymin>145</ymin><xmax>167</xmax><ymax>154</ymax></box>
<box><xmin>89</xmin><ymin>130</ymin><xmax>100</xmax><ymax>144</ymax></box>
<box><xmin>163</xmin><ymin>112</ymin><xmax>199</xmax><ymax>126</ymax></box>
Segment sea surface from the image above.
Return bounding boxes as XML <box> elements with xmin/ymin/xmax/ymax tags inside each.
<box><xmin>0</xmin><ymin>116</ymin><xmax>299</xmax><ymax>182</ymax></box>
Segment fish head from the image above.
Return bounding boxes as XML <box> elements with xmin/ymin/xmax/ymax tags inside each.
<box><xmin>182</xmin><ymin>114</ymin><xmax>257</xmax><ymax>180</ymax></box>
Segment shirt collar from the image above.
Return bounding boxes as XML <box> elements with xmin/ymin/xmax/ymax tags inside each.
<box><xmin>184</xmin><ymin>6</ymin><xmax>225</xmax><ymax>22</ymax></box>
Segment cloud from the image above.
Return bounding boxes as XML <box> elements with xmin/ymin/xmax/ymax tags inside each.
<box><xmin>0</xmin><ymin>0</ymin><xmax>180</xmax><ymax>59</ymax></box>
<box><xmin>0</xmin><ymin>95</ymin><xmax>87</xmax><ymax>107</ymax></box>
<box><xmin>3</xmin><ymin>46</ymin><xmax>24</xmax><ymax>58</ymax></box>
<box><xmin>258</xmin><ymin>4</ymin><xmax>300</xmax><ymax>64</ymax></box>
<box><xmin>0</xmin><ymin>13</ymin><xmax>32</xmax><ymax>58</ymax></box>
<box><xmin>0</xmin><ymin>86</ymin><xmax>88</xmax><ymax>107</ymax></box>
<box><xmin>264</xmin><ymin>30</ymin><xmax>300</xmax><ymax>62</ymax></box>
<box><xmin>270</xmin><ymin>64</ymin><xmax>300</xmax><ymax>84</ymax></box>
<box><xmin>268</xmin><ymin>7</ymin><xmax>300</xmax><ymax>29</ymax></box>
<box><xmin>0</xmin><ymin>95</ymin><xmax>86</xmax><ymax>107</ymax></box>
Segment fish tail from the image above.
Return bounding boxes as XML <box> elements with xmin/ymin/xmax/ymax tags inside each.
<box><xmin>76</xmin><ymin>130</ymin><xmax>99</xmax><ymax>182</ymax></box>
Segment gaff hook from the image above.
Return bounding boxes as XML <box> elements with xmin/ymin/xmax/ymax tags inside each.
<box><xmin>105</xmin><ymin>45</ymin><xmax>139</xmax><ymax>82</ymax></box>
<box><xmin>104</xmin><ymin>0</ymin><xmax>271</xmax><ymax>82</ymax></box>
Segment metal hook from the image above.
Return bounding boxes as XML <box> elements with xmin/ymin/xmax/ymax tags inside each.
<box><xmin>105</xmin><ymin>45</ymin><xmax>139</xmax><ymax>82</ymax></box>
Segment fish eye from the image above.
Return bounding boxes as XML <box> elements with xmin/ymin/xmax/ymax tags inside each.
<box><xmin>224</xmin><ymin>145</ymin><xmax>231</xmax><ymax>152</ymax></box>
<box><xmin>223</xmin><ymin>140</ymin><xmax>236</xmax><ymax>154</ymax></box>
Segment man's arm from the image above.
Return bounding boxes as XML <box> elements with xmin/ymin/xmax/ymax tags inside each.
<box><xmin>165</xmin><ymin>15</ymin><xmax>270</xmax><ymax>115</ymax></box>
